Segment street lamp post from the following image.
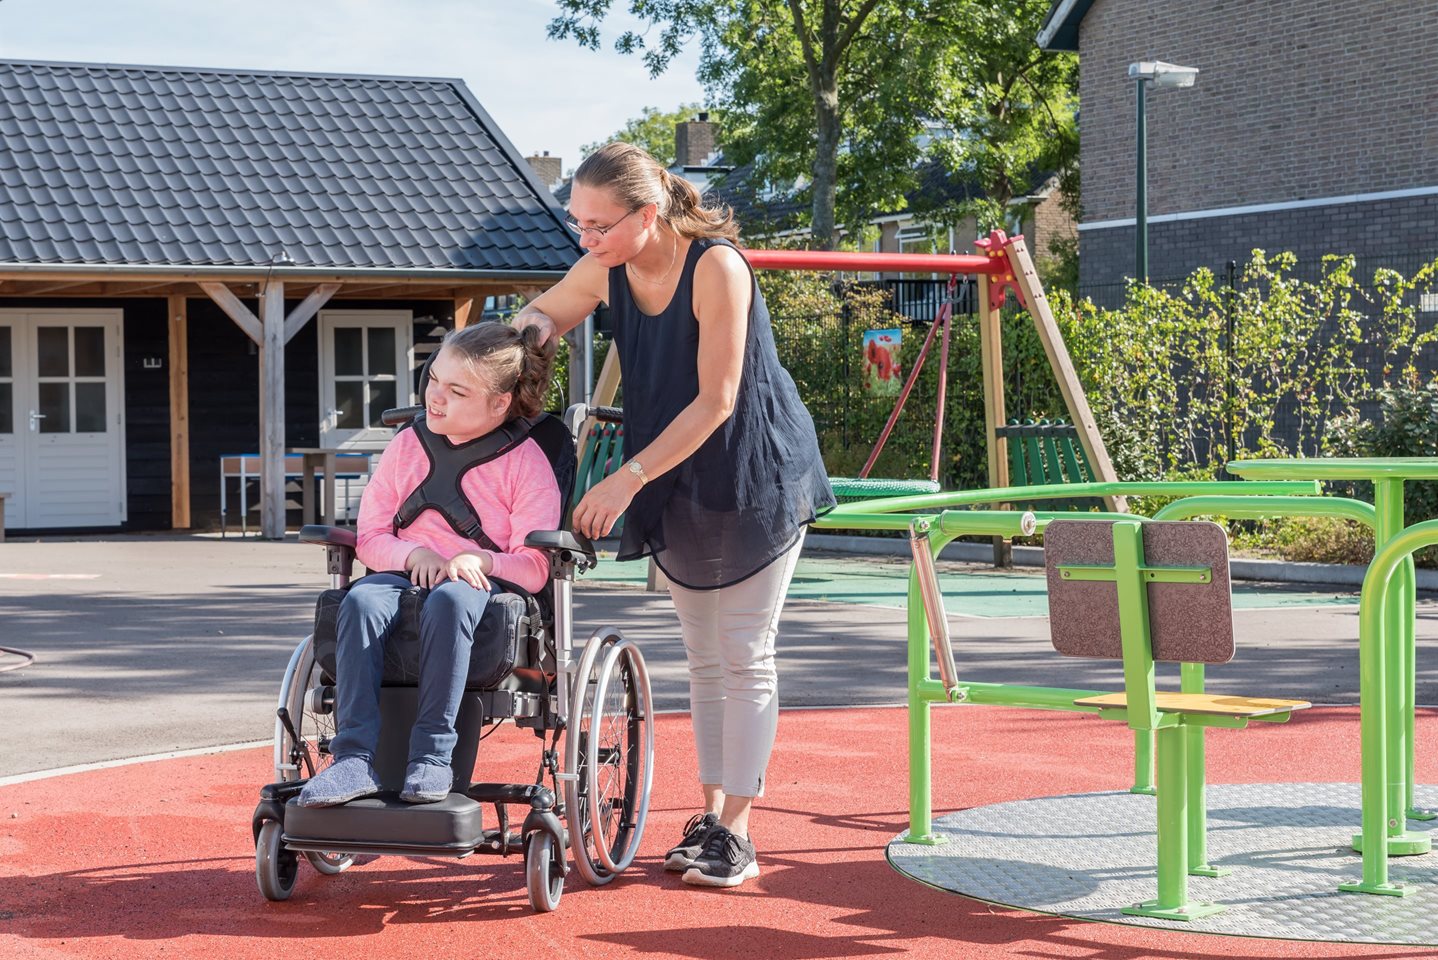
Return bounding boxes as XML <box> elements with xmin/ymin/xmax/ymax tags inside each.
<box><xmin>1128</xmin><ymin>61</ymin><xmax>1199</xmax><ymax>282</ymax></box>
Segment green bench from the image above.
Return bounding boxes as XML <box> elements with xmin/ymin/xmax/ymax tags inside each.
<box><xmin>995</xmin><ymin>418</ymin><xmax>1100</xmax><ymax>510</ymax></box>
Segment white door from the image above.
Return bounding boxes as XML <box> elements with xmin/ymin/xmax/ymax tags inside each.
<box><xmin>318</xmin><ymin>310</ymin><xmax>413</xmax><ymax>450</ymax></box>
<box><xmin>0</xmin><ymin>310</ymin><xmax>126</xmax><ymax>529</ymax></box>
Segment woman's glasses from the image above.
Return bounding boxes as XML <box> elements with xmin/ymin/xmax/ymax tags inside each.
<box><xmin>564</xmin><ymin>207</ymin><xmax>640</xmax><ymax>239</ymax></box>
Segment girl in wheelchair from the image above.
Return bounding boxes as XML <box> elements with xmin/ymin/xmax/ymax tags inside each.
<box><xmin>297</xmin><ymin>321</ymin><xmax>560</xmax><ymax>808</ymax></box>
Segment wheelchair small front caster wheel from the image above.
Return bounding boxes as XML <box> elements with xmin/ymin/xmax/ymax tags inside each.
<box><xmin>525</xmin><ymin>831</ymin><xmax>564</xmax><ymax>913</ymax></box>
<box><xmin>256</xmin><ymin>821</ymin><xmax>299</xmax><ymax>901</ymax></box>
<box><xmin>304</xmin><ymin>850</ymin><xmax>353</xmax><ymax>875</ymax></box>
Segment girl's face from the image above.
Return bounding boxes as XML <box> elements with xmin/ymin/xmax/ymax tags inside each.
<box><xmin>568</xmin><ymin>182</ymin><xmax>654</xmax><ymax>266</ymax></box>
<box><xmin>424</xmin><ymin>345</ymin><xmax>512</xmax><ymax>443</ymax></box>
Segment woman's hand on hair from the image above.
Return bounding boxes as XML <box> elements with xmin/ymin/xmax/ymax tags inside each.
<box><xmin>405</xmin><ymin>546</ymin><xmax>449</xmax><ymax>589</ymax></box>
<box><xmin>511</xmin><ymin>309</ymin><xmax>557</xmax><ymax>346</ymax></box>
<box><xmin>446</xmin><ymin>552</ymin><xmax>492</xmax><ymax>591</ymax></box>
<box><xmin>572</xmin><ymin>469</ymin><xmax>642</xmax><ymax>540</ymax></box>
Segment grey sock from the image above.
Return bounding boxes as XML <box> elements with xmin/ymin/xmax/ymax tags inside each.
<box><xmin>399</xmin><ymin>761</ymin><xmax>453</xmax><ymax>804</ymax></box>
<box><xmin>296</xmin><ymin>756</ymin><xmax>382</xmax><ymax>807</ymax></box>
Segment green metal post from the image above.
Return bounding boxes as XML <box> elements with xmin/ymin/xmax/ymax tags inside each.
<box><xmin>1363</xmin><ymin>480</ymin><xmax>1429</xmax><ymax>855</ymax></box>
<box><xmin>1404</xmin><ymin>554</ymin><xmax>1434</xmax><ymax>820</ymax></box>
<box><xmin>1124</xmin><ymin>723</ymin><xmax>1223</xmax><ymax>919</ymax></box>
<box><xmin>1131</xmin><ymin>729</ymin><xmax>1156</xmax><ymax>795</ymax></box>
<box><xmin>1333</xmin><ymin>518</ymin><xmax>1438</xmax><ymax>895</ymax></box>
<box><xmin>903</xmin><ymin>553</ymin><xmax>943</xmax><ymax>845</ymax></box>
<box><xmin>1181</xmin><ymin>661</ymin><xmax>1226</xmax><ymax>877</ymax></box>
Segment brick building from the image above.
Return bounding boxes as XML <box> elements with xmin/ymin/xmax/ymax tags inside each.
<box><xmin>1038</xmin><ymin>0</ymin><xmax>1438</xmax><ymax>293</ymax></box>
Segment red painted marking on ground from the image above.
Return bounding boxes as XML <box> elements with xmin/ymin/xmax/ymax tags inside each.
<box><xmin>0</xmin><ymin>706</ymin><xmax>1429</xmax><ymax>959</ymax></box>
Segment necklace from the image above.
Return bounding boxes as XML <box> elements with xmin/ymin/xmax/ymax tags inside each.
<box><xmin>626</xmin><ymin>233</ymin><xmax>679</xmax><ymax>285</ymax></box>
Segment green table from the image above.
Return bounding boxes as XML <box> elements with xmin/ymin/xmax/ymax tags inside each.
<box><xmin>1229</xmin><ymin>457</ymin><xmax>1438</xmax><ymax>892</ymax></box>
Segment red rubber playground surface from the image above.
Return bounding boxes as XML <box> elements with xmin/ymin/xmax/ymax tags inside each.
<box><xmin>2</xmin><ymin>704</ymin><xmax>1434</xmax><ymax>960</ymax></box>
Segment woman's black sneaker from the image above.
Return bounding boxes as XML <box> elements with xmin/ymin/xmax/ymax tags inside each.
<box><xmin>682</xmin><ymin>825</ymin><xmax>759</xmax><ymax>887</ymax></box>
<box><xmin>664</xmin><ymin>812</ymin><xmax>720</xmax><ymax>871</ymax></box>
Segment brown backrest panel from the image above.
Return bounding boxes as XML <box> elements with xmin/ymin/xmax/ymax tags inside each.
<box><xmin>1045</xmin><ymin>520</ymin><xmax>1235</xmax><ymax>664</ymax></box>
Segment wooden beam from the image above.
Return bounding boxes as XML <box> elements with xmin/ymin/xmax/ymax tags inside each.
<box><xmin>198</xmin><ymin>281</ymin><xmax>262</xmax><ymax>343</ymax></box>
<box><xmin>283</xmin><ymin>282</ymin><xmax>340</xmax><ymax>343</ymax></box>
<box><xmin>1004</xmin><ymin>235</ymin><xmax>1126</xmax><ymax>513</ymax></box>
<box><xmin>454</xmin><ymin>285</ymin><xmax>486</xmax><ymax>330</ymax></box>
<box><xmin>259</xmin><ymin>281</ymin><xmax>287</xmax><ymax>539</ymax></box>
<box><xmin>168</xmin><ymin>294</ymin><xmax>191</xmax><ymax>529</ymax></box>
<box><xmin>976</xmin><ymin>275</ymin><xmax>1009</xmax><ymax>492</ymax></box>
<box><xmin>10</xmin><ymin>280</ymin><xmax>92</xmax><ymax>296</ymax></box>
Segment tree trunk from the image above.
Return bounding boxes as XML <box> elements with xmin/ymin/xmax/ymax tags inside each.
<box><xmin>811</xmin><ymin>80</ymin><xmax>841</xmax><ymax>250</ymax></box>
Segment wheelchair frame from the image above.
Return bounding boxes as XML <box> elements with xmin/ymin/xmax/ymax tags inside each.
<box><xmin>251</xmin><ymin>403</ymin><xmax>653</xmax><ymax>913</ymax></box>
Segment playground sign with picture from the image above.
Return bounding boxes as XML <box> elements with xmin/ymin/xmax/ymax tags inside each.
<box><xmin>862</xmin><ymin>328</ymin><xmax>903</xmax><ymax>396</ymax></box>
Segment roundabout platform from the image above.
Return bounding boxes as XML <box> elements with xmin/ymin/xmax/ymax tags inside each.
<box><xmin>889</xmin><ymin>783</ymin><xmax>1438</xmax><ymax>945</ymax></box>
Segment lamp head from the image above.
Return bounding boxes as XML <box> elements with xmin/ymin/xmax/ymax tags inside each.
<box><xmin>1128</xmin><ymin>61</ymin><xmax>1199</xmax><ymax>88</ymax></box>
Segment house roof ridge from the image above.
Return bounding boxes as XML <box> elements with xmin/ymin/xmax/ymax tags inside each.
<box><xmin>0</xmin><ymin>57</ymin><xmax>465</xmax><ymax>89</ymax></box>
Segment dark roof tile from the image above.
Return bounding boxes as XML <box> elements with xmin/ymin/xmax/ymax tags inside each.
<box><xmin>0</xmin><ymin>59</ymin><xmax>577</xmax><ymax>272</ymax></box>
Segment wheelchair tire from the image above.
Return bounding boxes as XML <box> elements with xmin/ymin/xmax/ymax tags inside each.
<box><xmin>275</xmin><ymin>637</ymin><xmax>354</xmax><ymax>875</ymax></box>
<box><xmin>563</xmin><ymin>629</ymin><xmax>654</xmax><ymax>886</ymax></box>
<box><xmin>524</xmin><ymin>831</ymin><xmax>564</xmax><ymax>913</ymax></box>
<box><xmin>304</xmin><ymin>850</ymin><xmax>353</xmax><ymax>875</ymax></box>
<box><xmin>255</xmin><ymin>821</ymin><xmax>299</xmax><ymax>901</ymax></box>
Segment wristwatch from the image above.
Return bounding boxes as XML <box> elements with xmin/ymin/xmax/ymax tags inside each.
<box><xmin>627</xmin><ymin>460</ymin><xmax>650</xmax><ymax>485</ymax></box>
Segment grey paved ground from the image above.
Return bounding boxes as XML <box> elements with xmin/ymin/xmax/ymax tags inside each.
<box><xmin>3</xmin><ymin>534</ymin><xmax>1437</xmax><ymax>778</ymax></box>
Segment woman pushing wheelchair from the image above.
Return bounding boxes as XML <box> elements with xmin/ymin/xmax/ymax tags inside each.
<box><xmin>297</xmin><ymin>322</ymin><xmax>560</xmax><ymax>808</ymax></box>
<box><xmin>513</xmin><ymin>142</ymin><xmax>834</xmax><ymax>888</ymax></box>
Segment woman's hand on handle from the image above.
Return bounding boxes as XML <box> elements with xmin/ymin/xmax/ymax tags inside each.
<box><xmin>572</xmin><ymin>469</ymin><xmax>642</xmax><ymax>540</ymax></box>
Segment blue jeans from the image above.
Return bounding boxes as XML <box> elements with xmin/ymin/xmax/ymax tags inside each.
<box><xmin>327</xmin><ymin>573</ymin><xmax>496</xmax><ymax>767</ymax></box>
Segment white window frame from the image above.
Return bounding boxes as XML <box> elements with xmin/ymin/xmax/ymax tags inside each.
<box><xmin>317</xmin><ymin>309</ymin><xmax>414</xmax><ymax>450</ymax></box>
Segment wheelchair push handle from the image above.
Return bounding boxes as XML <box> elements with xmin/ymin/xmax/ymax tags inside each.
<box><xmin>381</xmin><ymin>405</ymin><xmax>424</xmax><ymax>427</ymax></box>
<box><xmin>591</xmin><ymin>405</ymin><xmax>623</xmax><ymax>423</ymax></box>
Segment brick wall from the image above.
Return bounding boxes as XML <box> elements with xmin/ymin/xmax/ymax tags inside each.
<box><xmin>1079</xmin><ymin>193</ymin><xmax>1438</xmax><ymax>295</ymax></box>
<box><xmin>1078</xmin><ymin>0</ymin><xmax>1438</xmax><ymax>224</ymax></box>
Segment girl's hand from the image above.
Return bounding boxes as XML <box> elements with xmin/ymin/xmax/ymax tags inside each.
<box><xmin>572</xmin><ymin>469</ymin><xmax>641</xmax><ymax>540</ymax></box>
<box><xmin>406</xmin><ymin>547</ymin><xmax>448</xmax><ymax>589</ymax></box>
<box><xmin>512</xmin><ymin>310</ymin><xmax>558</xmax><ymax>346</ymax></box>
<box><xmin>447</xmin><ymin>552</ymin><xmax>492</xmax><ymax>591</ymax></box>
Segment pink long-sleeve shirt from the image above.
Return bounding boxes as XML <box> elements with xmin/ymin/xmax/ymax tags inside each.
<box><xmin>355</xmin><ymin>428</ymin><xmax>561</xmax><ymax>594</ymax></box>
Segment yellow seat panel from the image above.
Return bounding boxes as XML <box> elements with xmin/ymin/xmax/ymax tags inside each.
<box><xmin>1072</xmin><ymin>691</ymin><xmax>1311</xmax><ymax>718</ymax></box>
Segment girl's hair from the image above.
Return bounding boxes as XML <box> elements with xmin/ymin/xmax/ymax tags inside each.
<box><xmin>573</xmin><ymin>141</ymin><xmax>740</xmax><ymax>242</ymax></box>
<box><xmin>439</xmin><ymin>321</ymin><xmax>555</xmax><ymax>419</ymax></box>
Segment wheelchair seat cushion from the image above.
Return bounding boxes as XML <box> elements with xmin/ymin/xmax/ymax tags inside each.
<box><xmin>312</xmin><ymin>579</ymin><xmax>544</xmax><ymax>689</ymax></box>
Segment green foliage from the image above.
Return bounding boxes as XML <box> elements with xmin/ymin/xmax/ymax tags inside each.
<box><xmin>547</xmin><ymin>1</ymin><xmax>1069</xmax><ymax>249</ymax></box>
<box><xmin>580</xmin><ymin>103</ymin><xmax>723</xmax><ymax>168</ymax></box>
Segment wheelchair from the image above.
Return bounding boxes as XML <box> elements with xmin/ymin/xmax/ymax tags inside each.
<box><xmin>250</xmin><ymin>402</ymin><xmax>652</xmax><ymax>913</ymax></box>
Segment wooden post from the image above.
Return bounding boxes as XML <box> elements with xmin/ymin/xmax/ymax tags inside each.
<box><xmin>1004</xmin><ymin>235</ymin><xmax>1127</xmax><ymax>513</ymax></box>
<box><xmin>564</xmin><ymin>314</ymin><xmax>594</xmax><ymax>407</ymax></box>
<box><xmin>167</xmin><ymin>294</ymin><xmax>191</xmax><ymax>529</ymax></box>
<box><xmin>260</xmin><ymin>281</ymin><xmax>287</xmax><ymax>539</ymax></box>
<box><xmin>454</xmin><ymin>286</ymin><xmax>484</xmax><ymax>330</ymax></box>
<box><xmin>977</xmin><ymin>274</ymin><xmax>1012</xmax><ymax>567</ymax></box>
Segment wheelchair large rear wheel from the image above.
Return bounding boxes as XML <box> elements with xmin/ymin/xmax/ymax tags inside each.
<box><xmin>274</xmin><ymin>636</ymin><xmax>354</xmax><ymax>875</ymax></box>
<box><xmin>563</xmin><ymin>629</ymin><xmax>654</xmax><ymax>886</ymax></box>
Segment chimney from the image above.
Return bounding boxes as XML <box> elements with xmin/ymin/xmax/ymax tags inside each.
<box><xmin>525</xmin><ymin>150</ymin><xmax>563</xmax><ymax>189</ymax></box>
<box><xmin>674</xmin><ymin>112</ymin><xmax>716</xmax><ymax>168</ymax></box>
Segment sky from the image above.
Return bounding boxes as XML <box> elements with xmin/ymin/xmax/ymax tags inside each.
<box><xmin>0</xmin><ymin>0</ymin><xmax>709</xmax><ymax>175</ymax></box>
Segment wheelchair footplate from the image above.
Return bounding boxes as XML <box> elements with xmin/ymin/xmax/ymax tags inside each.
<box><xmin>282</xmin><ymin>792</ymin><xmax>487</xmax><ymax>857</ymax></box>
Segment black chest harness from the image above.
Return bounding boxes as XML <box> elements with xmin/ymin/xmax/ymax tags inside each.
<box><xmin>392</xmin><ymin>412</ymin><xmax>538</xmax><ymax>554</ymax></box>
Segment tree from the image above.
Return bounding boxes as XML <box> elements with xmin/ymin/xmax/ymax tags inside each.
<box><xmin>580</xmin><ymin>103</ymin><xmax>721</xmax><ymax>168</ymax></box>
<box><xmin>550</xmin><ymin>0</ymin><xmax>948</xmax><ymax>249</ymax></box>
<box><xmin>920</xmin><ymin>1</ymin><xmax>1078</xmax><ymax>236</ymax></box>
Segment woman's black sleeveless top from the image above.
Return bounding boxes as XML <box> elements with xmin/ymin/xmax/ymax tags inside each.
<box><xmin>608</xmin><ymin>236</ymin><xmax>835</xmax><ymax>590</ymax></box>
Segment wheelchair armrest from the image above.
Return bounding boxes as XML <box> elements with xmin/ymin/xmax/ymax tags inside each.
<box><xmin>300</xmin><ymin>525</ymin><xmax>357</xmax><ymax>550</ymax></box>
<box><xmin>524</xmin><ymin>529</ymin><xmax>597</xmax><ymax>564</ymax></box>
<box><xmin>300</xmin><ymin>525</ymin><xmax>356</xmax><ymax>581</ymax></box>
